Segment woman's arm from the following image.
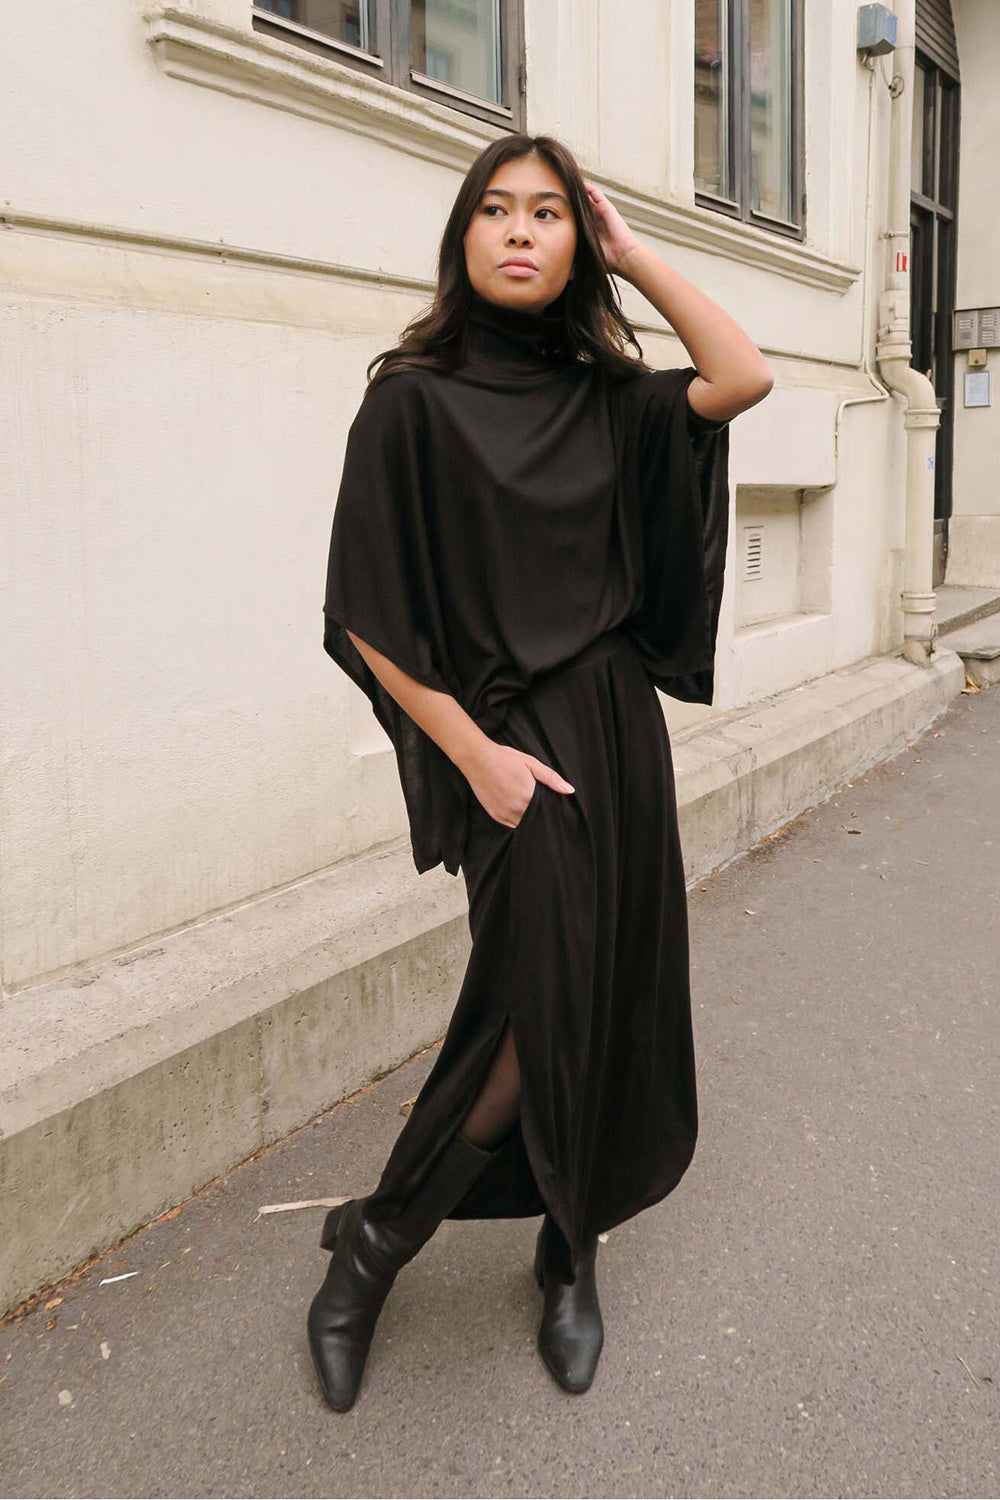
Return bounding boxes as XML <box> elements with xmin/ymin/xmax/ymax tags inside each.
<box><xmin>619</xmin><ymin>243</ymin><xmax>773</xmax><ymax>424</ymax></box>
<box><xmin>582</xmin><ymin>182</ymin><xmax>772</xmax><ymax>425</ymax></box>
<box><xmin>347</xmin><ymin>628</ymin><xmax>488</xmax><ymax>777</ymax></box>
<box><xmin>346</xmin><ymin>630</ymin><xmax>574</xmax><ymax>827</ymax></box>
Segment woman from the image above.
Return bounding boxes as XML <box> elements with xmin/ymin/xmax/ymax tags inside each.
<box><xmin>311</xmin><ymin>133</ymin><xmax>772</xmax><ymax>1411</ymax></box>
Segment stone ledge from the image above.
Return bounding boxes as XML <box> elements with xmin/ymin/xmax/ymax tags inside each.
<box><xmin>937</xmin><ymin>615</ymin><xmax>1000</xmax><ymax>689</ymax></box>
<box><xmin>673</xmin><ymin>646</ymin><xmax>965</xmax><ymax>883</ymax></box>
<box><xmin>0</xmin><ymin>842</ymin><xmax>470</xmax><ymax>1316</ymax></box>
<box><xmin>0</xmin><ymin>645</ymin><xmax>965</xmax><ymax>1315</ymax></box>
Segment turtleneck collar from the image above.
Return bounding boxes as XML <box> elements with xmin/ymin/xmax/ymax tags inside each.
<box><xmin>464</xmin><ymin>287</ymin><xmax>569</xmax><ymax>368</ymax></box>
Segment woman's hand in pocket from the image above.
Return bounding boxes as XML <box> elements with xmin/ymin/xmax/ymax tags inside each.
<box><xmin>462</xmin><ymin>741</ymin><xmax>575</xmax><ymax>829</ymax></box>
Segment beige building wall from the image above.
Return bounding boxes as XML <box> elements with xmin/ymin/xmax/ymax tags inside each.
<box><xmin>0</xmin><ymin>0</ymin><xmax>920</xmax><ymax>990</ymax></box>
<box><xmin>947</xmin><ymin>0</ymin><xmax>1000</xmax><ymax>585</ymax></box>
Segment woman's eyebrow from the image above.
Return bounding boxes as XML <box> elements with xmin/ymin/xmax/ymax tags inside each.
<box><xmin>481</xmin><ymin>188</ymin><xmax>570</xmax><ymax>207</ymax></box>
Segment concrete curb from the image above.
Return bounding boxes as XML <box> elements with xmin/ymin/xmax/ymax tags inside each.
<box><xmin>0</xmin><ymin>645</ymin><xmax>966</xmax><ymax>1316</ymax></box>
<box><xmin>673</xmin><ymin>646</ymin><xmax>965</xmax><ymax>884</ymax></box>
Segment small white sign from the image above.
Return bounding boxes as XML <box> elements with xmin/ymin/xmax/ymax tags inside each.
<box><xmin>964</xmin><ymin>368</ymin><xmax>991</xmax><ymax>408</ymax></box>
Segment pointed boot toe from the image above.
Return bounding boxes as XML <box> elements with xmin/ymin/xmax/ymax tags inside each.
<box><xmin>306</xmin><ymin>1130</ymin><xmax>495</xmax><ymax>1411</ymax></box>
<box><xmin>533</xmin><ymin>1215</ymin><xmax>604</xmax><ymax>1394</ymax></box>
<box><xmin>307</xmin><ymin>1198</ymin><xmax>395</xmax><ymax>1412</ymax></box>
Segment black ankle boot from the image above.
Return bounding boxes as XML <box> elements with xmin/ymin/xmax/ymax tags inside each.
<box><xmin>307</xmin><ymin>1129</ymin><xmax>493</xmax><ymax>1412</ymax></box>
<box><xmin>533</xmin><ymin>1213</ymin><xmax>604</xmax><ymax>1393</ymax></box>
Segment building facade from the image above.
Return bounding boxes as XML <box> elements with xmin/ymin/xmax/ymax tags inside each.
<box><xmin>1</xmin><ymin>0</ymin><xmax>995</xmax><ymax>987</ymax></box>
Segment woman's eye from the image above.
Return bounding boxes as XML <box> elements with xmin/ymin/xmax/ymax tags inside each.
<box><xmin>482</xmin><ymin>203</ymin><xmax>557</xmax><ymax>219</ymax></box>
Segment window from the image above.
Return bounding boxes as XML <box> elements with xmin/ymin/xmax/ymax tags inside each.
<box><xmin>694</xmin><ymin>0</ymin><xmax>805</xmax><ymax>241</ymax></box>
<box><xmin>251</xmin><ymin>0</ymin><xmax>525</xmax><ymax>129</ymax></box>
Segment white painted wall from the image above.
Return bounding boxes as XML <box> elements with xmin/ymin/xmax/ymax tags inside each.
<box><xmin>0</xmin><ymin>0</ymin><xmax>944</xmax><ymax>987</ymax></box>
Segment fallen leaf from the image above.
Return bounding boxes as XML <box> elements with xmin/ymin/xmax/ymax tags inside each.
<box><xmin>44</xmin><ymin>1298</ymin><xmax>63</xmax><ymax>1311</ymax></box>
<box><xmin>745</xmin><ymin>909</ymin><xmax>756</xmax><ymax>915</ymax></box>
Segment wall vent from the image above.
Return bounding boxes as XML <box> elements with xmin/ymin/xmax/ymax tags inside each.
<box><xmin>743</xmin><ymin>526</ymin><xmax>764</xmax><ymax>581</ymax></box>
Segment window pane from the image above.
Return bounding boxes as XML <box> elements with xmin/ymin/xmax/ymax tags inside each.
<box><xmin>920</xmin><ymin>69</ymin><xmax>937</xmax><ymax>202</ymax></box>
<box><xmin>938</xmin><ymin>78</ymin><xmax>957</xmax><ymax>209</ymax></box>
<box><xmin>749</xmin><ymin>0</ymin><xmax>793</xmax><ymax>221</ymax></box>
<box><xmin>411</xmin><ymin>0</ymin><xmax>502</xmax><ymax>103</ymax></box>
<box><xmin>254</xmin><ymin>0</ymin><xmax>371</xmax><ymax>51</ymax></box>
<box><xmin>911</xmin><ymin>62</ymin><xmax>926</xmax><ymax>192</ymax></box>
<box><xmin>694</xmin><ymin>0</ymin><xmax>729</xmax><ymax>196</ymax></box>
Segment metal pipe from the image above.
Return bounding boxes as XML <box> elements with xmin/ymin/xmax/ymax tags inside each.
<box><xmin>875</xmin><ymin>0</ymin><xmax>941</xmax><ymax>664</ymax></box>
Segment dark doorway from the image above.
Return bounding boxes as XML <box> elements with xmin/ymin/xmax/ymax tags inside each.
<box><xmin>910</xmin><ymin>1</ymin><xmax>960</xmax><ymax>585</ymax></box>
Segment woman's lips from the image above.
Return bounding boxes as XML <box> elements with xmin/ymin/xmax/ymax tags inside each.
<box><xmin>499</xmin><ymin>264</ymin><xmax>538</xmax><ymax>277</ymax></box>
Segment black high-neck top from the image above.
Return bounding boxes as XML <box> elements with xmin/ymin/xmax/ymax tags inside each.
<box><xmin>323</xmin><ymin>299</ymin><xmax>731</xmax><ymax>877</ymax></box>
<box><xmin>463</xmin><ymin>288</ymin><xmax>570</xmax><ymax>369</ymax></box>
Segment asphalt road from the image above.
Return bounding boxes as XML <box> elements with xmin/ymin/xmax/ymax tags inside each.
<box><xmin>2</xmin><ymin>678</ymin><xmax>998</xmax><ymax>1499</ymax></box>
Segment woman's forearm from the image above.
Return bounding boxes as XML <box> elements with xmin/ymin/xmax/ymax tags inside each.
<box><xmin>347</xmin><ymin>629</ymin><xmax>492</xmax><ymax>778</ymax></box>
<box><xmin>619</xmin><ymin>243</ymin><xmax>773</xmax><ymax>421</ymax></box>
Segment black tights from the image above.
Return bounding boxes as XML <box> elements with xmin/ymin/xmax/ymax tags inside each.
<box><xmin>456</xmin><ymin>1018</ymin><xmax>521</xmax><ymax>1149</ymax></box>
<box><xmin>454</xmin><ymin>1019</ymin><xmax>574</xmax><ymax>1270</ymax></box>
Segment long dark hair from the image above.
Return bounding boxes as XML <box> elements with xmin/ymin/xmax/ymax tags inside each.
<box><xmin>364</xmin><ymin>134</ymin><xmax>654</xmax><ymax>393</ymax></box>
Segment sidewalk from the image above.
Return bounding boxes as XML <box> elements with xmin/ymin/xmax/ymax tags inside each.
<box><xmin>2</xmin><ymin>677</ymin><xmax>998</xmax><ymax>1499</ymax></box>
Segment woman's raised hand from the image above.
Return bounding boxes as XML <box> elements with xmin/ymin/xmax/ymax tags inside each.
<box><xmin>582</xmin><ymin>181</ymin><xmax>644</xmax><ymax>278</ymax></box>
<box><xmin>464</xmin><ymin>742</ymin><xmax>575</xmax><ymax>830</ymax></box>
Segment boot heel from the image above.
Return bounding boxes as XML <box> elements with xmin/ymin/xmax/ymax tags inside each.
<box><xmin>319</xmin><ymin>1199</ymin><xmax>350</xmax><ymax>1252</ymax></box>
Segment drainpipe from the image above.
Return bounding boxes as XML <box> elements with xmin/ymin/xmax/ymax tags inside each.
<box><xmin>876</xmin><ymin>0</ymin><xmax>941</xmax><ymax>664</ymax></box>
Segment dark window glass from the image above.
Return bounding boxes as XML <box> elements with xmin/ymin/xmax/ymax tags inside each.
<box><xmin>694</xmin><ymin>0</ymin><xmax>803</xmax><ymax>239</ymax></box>
<box><xmin>254</xmin><ymin>0</ymin><xmax>371</xmax><ymax>51</ymax></box>
<box><xmin>694</xmin><ymin>0</ymin><xmax>730</xmax><ymax>199</ymax></box>
<box><xmin>410</xmin><ymin>0</ymin><xmax>502</xmax><ymax>103</ymax></box>
<box><xmin>748</xmin><ymin>0</ymin><xmax>793</xmax><ymax>222</ymax></box>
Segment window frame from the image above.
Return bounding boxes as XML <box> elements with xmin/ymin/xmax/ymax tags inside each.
<box><xmin>250</xmin><ymin>0</ymin><xmax>525</xmax><ymax>131</ymax></box>
<box><xmin>694</xmin><ymin>0</ymin><xmax>806</xmax><ymax>243</ymax></box>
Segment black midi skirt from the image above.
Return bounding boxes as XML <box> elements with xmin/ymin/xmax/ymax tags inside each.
<box><xmin>362</xmin><ymin>623</ymin><xmax>698</xmax><ymax>1263</ymax></box>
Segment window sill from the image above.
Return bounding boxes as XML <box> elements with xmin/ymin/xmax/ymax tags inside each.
<box><xmin>144</xmin><ymin>4</ymin><xmax>859</xmax><ymax>295</ymax></box>
<box><xmin>144</xmin><ymin>3</ymin><xmax>502</xmax><ymax>167</ymax></box>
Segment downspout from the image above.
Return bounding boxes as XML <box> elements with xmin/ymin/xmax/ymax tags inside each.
<box><xmin>876</xmin><ymin>0</ymin><xmax>942</xmax><ymax>664</ymax></box>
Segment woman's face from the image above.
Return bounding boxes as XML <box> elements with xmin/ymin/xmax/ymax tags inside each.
<box><xmin>463</xmin><ymin>154</ymin><xmax>578</xmax><ymax>314</ymax></box>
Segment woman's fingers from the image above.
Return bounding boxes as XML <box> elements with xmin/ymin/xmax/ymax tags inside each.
<box><xmin>522</xmin><ymin>754</ymin><xmax>575</xmax><ymax>795</ymax></box>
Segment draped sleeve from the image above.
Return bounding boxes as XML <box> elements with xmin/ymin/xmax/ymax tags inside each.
<box><xmin>322</xmin><ymin>370</ymin><xmax>469</xmax><ymax>877</ymax></box>
<box><xmin>609</xmin><ymin>365</ymin><xmax>732</xmax><ymax>707</ymax></box>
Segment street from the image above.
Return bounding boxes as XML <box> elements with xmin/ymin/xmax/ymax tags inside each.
<box><xmin>2</xmin><ymin>678</ymin><xmax>998</xmax><ymax>1500</ymax></box>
